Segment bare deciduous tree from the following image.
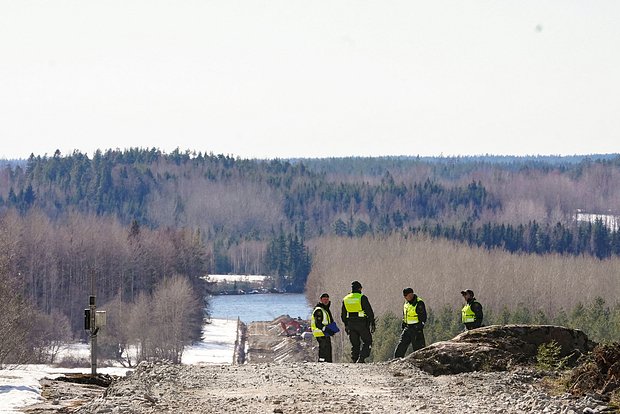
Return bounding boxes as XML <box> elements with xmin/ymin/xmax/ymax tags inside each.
<box><xmin>0</xmin><ymin>216</ymin><xmax>34</xmax><ymax>365</ymax></box>
<box><xmin>30</xmin><ymin>309</ymin><xmax>72</xmax><ymax>364</ymax></box>
<box><xmin>306</xmin><ymin>235</ymin><xmax>620</xmax><ymax>324</ymax></box>
<box><xmin>122</xmin><ymin>276</ymin><xmax>201</xmax><ymax>364</ymax></box>
<box><xmin>150</xmin><ymin>275</ymin><xmax>202</xmax><ymax>363</ymax></box>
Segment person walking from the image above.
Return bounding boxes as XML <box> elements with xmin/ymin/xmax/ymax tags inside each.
<box><xmin>341</xmin><ymin>280</ymin><xmax>375</xmax><ymax>363</ymax></box>
<box><xmin>394</xmin><ymin>287</ymin><xmax>427</xmax><ymax>358</ymax></box>
<box><xmin>311</xmin><ymin>293</ymin><xmax>337</xmax><ymax>362</ymax></box>
<box><xmin>461</xmin><ymin>289</ymin><xmax>483</xmax><ymax>330</ymax></box>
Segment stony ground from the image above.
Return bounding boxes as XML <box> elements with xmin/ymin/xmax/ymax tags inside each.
<box><xmin>23</xmin><ymin>322</ymin><xmax>619</xmax><ymax>413</ymax></box>
<box><xmin>27</xmin><ymin>360</ymin><xmax>613</xmax><ymax>414</ymax></box>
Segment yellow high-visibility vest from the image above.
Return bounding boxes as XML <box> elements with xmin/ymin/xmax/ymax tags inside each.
<box><xmin>462</xmin><ymin>302</ymin><xmax>477</xmax><ymax>323</ymax></box>
<box><xmin>311</xmin><ymin>306</ymin><xmax>331</xmax><ymax>337</ymax></box>
<box><xmin>403</xmin><ymin>298</ymin><xmax>423</xmax><ymax>324</ymax></box>
<box><xmin>343</xmin><ymin>292</ymin><xmax>366</xmax><ymax>317</ymax></box>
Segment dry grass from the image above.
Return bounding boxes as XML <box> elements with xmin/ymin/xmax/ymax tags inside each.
<box><xmin>306</xmin><ymin>235</ymin><xmax>620</xmax><ymax>321</ymax></box>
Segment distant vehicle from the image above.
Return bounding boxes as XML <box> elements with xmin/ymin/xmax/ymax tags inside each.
<box><xmin>279</xmin><ymin>318</ymin><xmax>310</xmax><ymax>337</ymax></box>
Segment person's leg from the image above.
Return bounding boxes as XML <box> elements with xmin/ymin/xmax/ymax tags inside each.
<box><xmin>317</xmin><ymin>337</ymin><xmax>330</xmax><ymax>362</ymax></box>
<box><xmin>349</xmin><ymin>328</ymin><xmax>361</xmax><ymax>362</ymax></box>
<box><xmin>394</xmin><ymin>327</ymin><xmax>413</xmax><ymax>358</ymax></box>
<box><xmin>325</xmin><ymin>336</ymin><xmax>333</xmax><ymax>362</ymax></box>
<box><xmin>358</xmin><ymin>325</ymin><xmax>373</xmax><ymax>362</ymax></box>
<box><xmin>411</xmin><ymin>329</ymin><xmax>426</xmax><ymax>352</ymax></box>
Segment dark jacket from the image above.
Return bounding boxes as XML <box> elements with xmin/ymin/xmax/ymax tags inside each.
<box><xmin>403</xmin><ymin>294</ymin><xmax>427</xmax><ymax>329</ymax></box>
<box><xmin>341</xmin><ymin>290</ymin><xmax>375</xmax><ymax>327</ymax></box>
<box><xmin>313</xmin><ymin>302</ymin><xmax>335</xmax><ymax>331</ymax></box>
<box><xmin>464</xmin><ymin>298</ymin><xmax>483</xmax><ymax>330</ymax></box>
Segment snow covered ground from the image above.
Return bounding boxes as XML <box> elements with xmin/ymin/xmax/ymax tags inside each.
<box><xmin>182</xmin><ymin>318</ymin><xmax>238</xmax><ymax>365</ymax></box>
<box><xmin>0</xmin><ymin>318</ymin><xmax>238</xmax><ymax>413</ymax></box>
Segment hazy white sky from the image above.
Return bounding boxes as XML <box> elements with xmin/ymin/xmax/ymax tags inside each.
<box><xmin>1</xmin><ymin>1</ymin><xmax>619</xmax><ymax>160</ymax></box>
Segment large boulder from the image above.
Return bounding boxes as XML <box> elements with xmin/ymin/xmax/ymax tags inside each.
<box><xmin>404</xmin><ymin>325</ymin><xmax>595</xmax><ymax>375</ymax></box>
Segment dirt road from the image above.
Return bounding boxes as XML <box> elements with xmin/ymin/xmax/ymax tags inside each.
<box><xmin>56</xmin><ymin>359</ymin><xmax>610</xmax><ymax>414</ymax></box>
<box><xmin>23</xmin><ymin>320</ymin><xmax>616</xmax><ymax>414</ymax></box>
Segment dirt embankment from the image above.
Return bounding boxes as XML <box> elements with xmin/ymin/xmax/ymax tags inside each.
<box><xmin>24</xmin><ymin>324</ymin><xmax>619</xmax><ymax>414</ymax></box>
<box><xmin>45</xmin><ymin>360</ymin><xmax>615</xmax><ymax>414</ymax></box>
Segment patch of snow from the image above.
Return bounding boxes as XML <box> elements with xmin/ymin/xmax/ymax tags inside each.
<box><xmin>0</xmin><ymin>318</ymin><xmax>238</xmax><ymax>413</ymax></box>
<box><xmin>0</xmin><ymin>365</ymin><xmax>127</xmax><ymax>413</ymax></box>
<box><xmin>54</xmin><ymin>342</ymin><xmax>90</xmax><ymax>361</ymax></box>
<box><xmin>203</xmin><ymin>274</ymin><xmax>268</xmax><ymax>283</ymax></box>
<box><xmin>182</xmin><ymin>318</ymin><xmax>238</xmax><ymax>365</ymax></box>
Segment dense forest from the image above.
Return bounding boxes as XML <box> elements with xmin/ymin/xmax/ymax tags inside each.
<box><xmin>2</xmin><ymin>148</ymin><xmax>620</xmax><ymax>363</ymax></box>
<box><xmin>4</xmin><ymin>150</ymin><xmax>620</xmax><ymax>249</ymax></box>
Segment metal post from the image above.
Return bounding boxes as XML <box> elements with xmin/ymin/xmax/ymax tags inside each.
<box><xmin>90</xmin><ymin>294</ymin><xmax>97</xmax><ymax>375</ymax></box>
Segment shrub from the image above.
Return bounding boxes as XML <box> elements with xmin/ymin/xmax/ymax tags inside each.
<box><xmin>536</xmin><ymin>340</ymin><xmax>567</xmax><ymax>370</ymax></box>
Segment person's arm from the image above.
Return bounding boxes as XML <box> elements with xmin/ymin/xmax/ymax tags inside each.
<box><xmin>341</xmin><ymin>301</ymin><xmax>348</xmax><ymax>326</ymax></box>
<box><xmin>314</xmin><ymin>308</ymin><xmax>325</xmax><ymax>330</ymax></box>
<box><xmin>417</xmin><ymin>300</ymin><xmax>427</xmax><ymax>325</ymax></box>
<box><xmin>361</xmin><ymin>295</ymin><xmax>376</xmax><ymax>332</ymax></box>
<box><xmin>361</xmin><ymin>295</ymin><xmax>375</xmax><ymax>322</ymax></box>
<box><xmin>471</xmin><ymin>302</ymin><xmax>483</xmax><ymax>326</ymax></box>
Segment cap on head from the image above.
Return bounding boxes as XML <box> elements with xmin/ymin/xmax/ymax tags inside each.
<box><xmin>320</xmin><ymin>293</ymin><xmax>329</xmax><ymax>299</ymax></box>
<box><xmin>402</xmin><ymin>287</ymin><xmax>414</xmax><ymax>296</ymax></box>
<box><xmin>460</xmin><ymin>289</ymin><xmax>475</xmax><ymax>297</ymax></box>
<box><xmin>351</xmin><ymin>280</ymin><xmax>362</xmax><ymax>290</ymax></box>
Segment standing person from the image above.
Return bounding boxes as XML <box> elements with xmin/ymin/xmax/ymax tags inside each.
<box><xmin>394</xmin><ymin>287</ymin><xmax>427</xmax><ymax>358</ymax></box>
<box><xmin>311</xmin><ymin>293</ymin><xmax>337</xmax><ymax>362</ymax></box>
<box><xmin>461</xmin><ymin>289</ymin><xmax>483</xmax><ymax>330</ymax></box>
<box><xmin>341</xmin><ymin>280</ymin><xmax>375</xmax><ymax>363</ymax></box>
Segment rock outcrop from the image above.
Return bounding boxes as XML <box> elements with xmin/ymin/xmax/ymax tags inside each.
<box><xmin>405</xmin><ymin>324</ymin><xmax>595</xmax><ymax>375</ymax></box>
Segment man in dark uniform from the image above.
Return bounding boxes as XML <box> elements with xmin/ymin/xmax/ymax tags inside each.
<box><xmin>311</xmin><ymin>293</ymin><xmax>336</xmax><ymax>362</ymax></box>
<box><xmin>341</xmin><ymin>280</ymin><xmax>375</xmax><ymax>363</ymax></box>
<box><xmin>394</xmin><ymin>287</ymin><xmax>427</xmax><ymax>358</ymax></box>
<box><xmin>461</xmin><ymin>289</ymin><xmax>483</xmax><ymax>330</ymax></box>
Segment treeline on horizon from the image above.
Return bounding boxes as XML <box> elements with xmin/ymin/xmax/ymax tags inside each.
<box><xmin>3</xmin><ymin>150</ymin><xmax>620</xmax><ymax>227</ymax></box>
<box><xmin>2</xmin><ymin>148</ymin><xmax>620</xmax><ymax>362</ymax></box>
<box><xmin>3</xmin><ymin>149</ymin><xmax>620</xmax><ymax>264</ymax></box>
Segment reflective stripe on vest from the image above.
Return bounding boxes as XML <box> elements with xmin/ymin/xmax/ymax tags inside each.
<box><xmin>311</xmin><ymin>306</ymin><xmax>331</xmax><ymax>337</ymax></box>
<box><xmin>462</xmin><ymin>302</ymin><xmax>477</xmax><ymax>323</ymax></box>
<box><xmin>343</xmin><ymin>293</ymin><xmax>366</xmax><ymax>317</ymax></box>
<box><xmin>403</xmin><ymin>298</ymin><xmax>423</xmax><ymax>324</ymax></box>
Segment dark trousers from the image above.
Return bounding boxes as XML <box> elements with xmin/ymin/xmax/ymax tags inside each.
<box><xmin>316</xmin><ymin>336</ymin><xmax>332</xmax><ymax>362</ymax></box>
<box><xmin>394</xmin><ymin>325</ymin><xmax>426</xmax><ymax>358</ymax></box>
<box><xmin>464</xmin><ymin>322</ymin><xmax>483</xmax><ymax>331</ymax></box>
<box><xmin>348</xmin><ymin>319</ymin><xmax>372</xmax><ymax>362</ymax></box>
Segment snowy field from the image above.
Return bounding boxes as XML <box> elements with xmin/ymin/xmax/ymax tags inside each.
<box><xmin>0</xmin><ymin>318</ymin><xmax>238</xmax><ymax>413</ymax></box>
